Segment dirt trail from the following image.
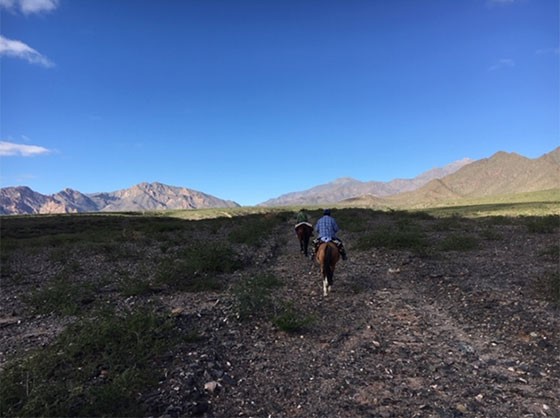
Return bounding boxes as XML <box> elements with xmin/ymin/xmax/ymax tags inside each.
<box><xmin>197</xmin><ymin>220</ymin><xmax>559</xmax><ymax>418</ymax></box>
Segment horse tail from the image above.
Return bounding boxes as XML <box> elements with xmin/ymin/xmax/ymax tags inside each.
<box><xmin>303</xmin><ymin>225</ymin><xmax>312</xmax><ymax>255</ymax></box>
<box><xmin>323</xmin><ymin>244</ymin><xmax>334</xmax><ymax>285</ymax></box>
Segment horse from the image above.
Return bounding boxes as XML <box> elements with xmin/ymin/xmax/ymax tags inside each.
<box><xmin>295</xmin><ymin>222</ymin><xmax>313</xmax><ymax>257</ymax></box>
<box><xmin>315</xmin><ymin>241</ymin><xmax>340</xmax><ymax>296</ymax></box>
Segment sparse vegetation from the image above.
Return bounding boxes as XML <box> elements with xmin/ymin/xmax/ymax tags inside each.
<box><xmin>438</xmin><ymin>234</ymin><xmax>480</xmax><ymax>252</ymax></box>
<box><xmin>232</xmin><ymin>274</ymin><xmax>283</xmax><ymax>320</ymax></box>
<box><xmin>117</xmin><ymin>270</ymin><xmax>154</xmax><ymax>297</ymax></box>
<box><xmin>331</xmin><ymin>208</ymin><xmax>380</xmax><ymax>232</ymax></box>
<box><xmin>272</xmin><ymin>302</ymin><xmax>315</xmax><ymax>333</ymax></box>
<box><xmin>432</xmin><ymin>214</ymin><xmax>465</xmax><ymax>231</ymax></box>
<box><xmin>479</xmin><ymin>227</ymin><xmax>502</xmax><ymax>241</ymax></box>
<box><xmin>154</xmin><ymin>241</ymin><xmax>243</xmax><ymax>292</ymax></box>
<box><xmin>0</xmin><ymin>308</ymin><xmax>179</xmax><ymax>417</ymax></box>
<box><xmin>539</xmin><ymin>244</ymin><xmax>559</xmax><ymax>263</ymax></box>
<box><xmin>228</xmin><ymin>213</ymin><xmax>287</xmax><ymax>246</ymax></box>
<box><xmin>1</xmin><ymin>206</ymin><xmax>558</xmax><ymax>417</ymax></box>
<box><xmin>536</xmin><ymin>271</ymin><xmax>560</xmax><ymax>308</ymax></box>
<box><xmin>354</xmin><ymin>220</ymin><xmax>428</xmax><ymax>254</ymax></box>
<box><xmin>24</xmin><ymin>273</ymin><xmax>96</xmax><ymax>316</ymax></box>
<box><xmin>524</xmin><ymin>215</ymin><xmax>559</xmax><ymax>234</ymax></box>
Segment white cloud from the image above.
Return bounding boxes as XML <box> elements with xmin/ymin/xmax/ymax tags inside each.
<box><xmin>0</xmin><ymin>141</ymin><xmax>52</xmax><ymax>157</ymax></box>
<box><xmin>488</xmin><ymin>58</ymin><xmax>515</xmax><ymax>71</ymax></box>
<box><xmin>0</xmin><ymin>0</ymin><xmax>59</xmax><ymax>15</ymax></box>
<box><xmin>0</xmin><ymin>35</ymin><xmax>54</xmax><ymax>67</ymax></box>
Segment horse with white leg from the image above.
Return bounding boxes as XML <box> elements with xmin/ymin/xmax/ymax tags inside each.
<box><xmin>315</xmin><ymin>240</ymin><xmax>340</xmax><ymax>296</ymax></box>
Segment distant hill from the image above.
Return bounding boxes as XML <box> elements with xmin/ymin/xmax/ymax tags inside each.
<box><xmin>348</xmin><ymin>147</ymin><xmax>560</xmax><ymax>208</ymax></box>
<box><xmin>0</xmin><ymin>182</ymin><xmax>240</xmax><ymax>215</ymax></box>
<box><xmin>259</xmin><ymin>158</ymin><xmax>474</xmax><ymax>206</ymax></box>
<box><xmin>3</xmin><ymin>148</ymin><xmax>557</xmax><ymax>215</ymax></box>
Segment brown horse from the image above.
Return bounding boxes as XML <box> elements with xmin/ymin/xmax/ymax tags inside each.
<box><xmin>295</xmin><ymin>222</ymin><xmax>313</xmax><ymax>257</ymax></box>
<box><xmin>315</xmin><ymin>241</ymin><xmax>340</xmax><ymax>296</ymax></box>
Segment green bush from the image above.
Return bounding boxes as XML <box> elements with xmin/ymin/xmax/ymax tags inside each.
<box><xmin>479</xmin><ymin>227</ymin><xmax>502</xmax><ymax>241</ymax></box>
<box><xmin>0</xmin><ymin>308</ymin><xmax>178</xmax><ymax>417</ymax></box>
<box><xmin>433</xmin><ymin>215</ymin><xmax>464</xmax><ymax>231</ymax></box>
<box><xmin>332</xmin><ymin>209</ymin><xmax>379</xmax><ymax>232</ymax></box>
<box><xmin>24</xmin><ymin>274</ymin><xmax>96</xmax><ymax>316</ymax></box>
<box><xmin>438</xmin><ymin>234</ymin><xmax>479</xmax><ymax>251</ymax></box>
<box><xmin>525</xmin><ymin>215</ymin><xmax>559</xmax><ymax>234</ymax></box>
<box><xmin>181</xmin><ymin>242</ymin><xmax>242</xmax><ymax>273</ymax></box>
<box><xmin>228</xmin><ymin>214</ymin><xmax>282</xmax><ymax>246</ymax></box>
<box><xmin>155</xmin><ymin>242</ymin><xmax>242</xmax><ymax>292</ymax></box>
<box><xmin>355</xmin><ymin>223</ymin><xmax>428</xmax><ymax>253</ymax></box>
<box><xmin>272</xmin><ymin>302</ymin><xmax>315</xmax><ymax>333</ymax></box>
<box><xmin>118</xmin><ymin>273</ymin><xmax>155</xmax><ymax>297</ymax></box>
<box><xmin>232</xmin><ymin>274</ymin><xmax>283</xmax><ymax>320</ymax></box>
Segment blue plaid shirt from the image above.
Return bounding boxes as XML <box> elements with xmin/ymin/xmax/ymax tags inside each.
<box><xmin>315</xmin><ymin>215</ymin><xmax>339</xmax><ymax>241</ymax></box>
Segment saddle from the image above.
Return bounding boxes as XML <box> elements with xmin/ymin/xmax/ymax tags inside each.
<box><xmin>311</xmin><ymin>237</ymin><xmax>347</xmax><ymax>260</ymax></box>
<box><xmin>295</xmin><ymin>222</ymin><xmax>313</xmax><ymax>229</ymax></box>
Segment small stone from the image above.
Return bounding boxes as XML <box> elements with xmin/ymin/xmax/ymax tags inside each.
<box><xmin>455</xmin><ymin>403</ymin><xmax>468</xmax><ymax>413</ymax></box>
<box><xmin>171</xmin><ymin>307</ymin><xmax>185</xmax><ymax>317</ymax></box>
<box><xmin>204</xmin><ymin>381</ymin><xmax>221</xmax><ymax>394</ymax></box>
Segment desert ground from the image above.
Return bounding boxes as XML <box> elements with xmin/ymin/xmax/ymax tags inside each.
<box><xmin>1</xmin><ymin>209</ymin><xmax>558</xmax><ymax>417</ymax></box>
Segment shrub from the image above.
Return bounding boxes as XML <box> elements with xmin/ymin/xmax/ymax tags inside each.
<box><xmin>232</xmin><ymin>274</ymin><xmax>283</xmax><ymax>320</ymax></box>
<box><xmin>118</xmin><ymin>272</ymin><xmax>155</xmax><ymax>297</ymax></box>
<box><xmin>354</xmin><ymin>223</ymin><xmax>428</xmax><ymax>254</ymax></box>
<box><xmin>483</xmin><ymin>216</ymin><xmax>515</xmax><ymax>226</ymax></box>
<box><xmin>332</xmin><ymin>209</ymin><xmax>379</xmax><ymax>232</ymax></box>
<box><xmin>272</xmin><ymin>302</ymin><xmax>315</xmax><ymax>333</ymax></box>
<box><xmin>480</xmin><ymin>227</ymin><xmax>502</xmax><ymax>241</ymax></box>
<box><xmin>438</xmin><ymin>234</ymin><xmax>479</xmax><ymax>251</ymax></box>
<box><xmin>155</xmin><ymin>242</ymin><xmax>242</xmax><ymax>292</ymax></box>
<box><xmin>525</xmin><ymin>215</ymin><xmax>559</xmax><ymax>234</ymax></box>
<box><xmin>181</xmin><ymin>242</ymin><xmax>242</xmax><ymax>273</ymax></box>
<box><xmin>0</xmin><ymin>308</ymin><xmax>179</xmax><ymax>417</ymax></box>
<box><xmin>24</xmin><ymin>274</ymin><xmax>96</xmax><ymax>316</ymax></box>
<box><xmin>535</xmin><ymin>271</ymin><xmax>560</xmax><ymax>308</ymax></box>
<box><xmin>539</xmin><ymin>244</ymin><xmax>559</xmax><ymax>263</ymax></box>
<box><xmin>433</xmin><ymin>215</ymin><xmax>464</xmax><ymax>232</ymax></box>
<box><xmin>228</xmin><ymin>214</ymin><xmax>282</xmax><ymax>246</ymax></box>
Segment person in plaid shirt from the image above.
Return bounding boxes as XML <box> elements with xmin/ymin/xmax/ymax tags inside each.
<box><xmin>314</xmin><ymin>209</ymin><xmax>347</xmax><ymax>260</ymax></box>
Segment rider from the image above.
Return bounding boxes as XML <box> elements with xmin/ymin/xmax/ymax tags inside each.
<box><xmin>296</xmin><ymin>208</ymin><xmax>309</xmax><ymax>224</ymax></box>
<box><xmin>314</xmin><ymin>209</ymin><xmax>347</xmax><ymax>260</ymax></box>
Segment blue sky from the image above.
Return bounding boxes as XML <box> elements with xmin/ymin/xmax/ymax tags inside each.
<box><xmin>1</xmin><ymin>0</ymin><xmax>558</xmax><ymax>206</ymax></box>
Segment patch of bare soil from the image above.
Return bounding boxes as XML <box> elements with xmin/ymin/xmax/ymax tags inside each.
<box><xmin>1</xmin><ymin>214</ymin><xmax>558</xmax><ymax>417</ymax></box>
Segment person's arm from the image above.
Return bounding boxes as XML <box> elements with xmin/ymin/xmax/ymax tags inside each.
<box><xmin>333</xmin><ymin>219</ymin><xmax>339</xmax><ymax>234</ymax></box>
<box><xmin>316</xmin><ymin>217</ymin><xmax>323</xmax><ymax>235</ymax></box>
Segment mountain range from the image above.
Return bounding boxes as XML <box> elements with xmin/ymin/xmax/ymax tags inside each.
<box><xmin>0</xmin><ymin>182</ymin><xmax>239</xmax><ymax>215</ymax></box>
<box><xmin>354</xmin><ymin>147</ymin><xmax>559</xmax><ymax>208</ymax></box>
<box><xmin>259</xmin><ymin>157</ymin><xmax>475</xmax><ymax>206</ymax></box>
<box><xmin>1</xmin><ymin>147</ymin><xmax>558</xmax><ymax>215</ymax></box>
